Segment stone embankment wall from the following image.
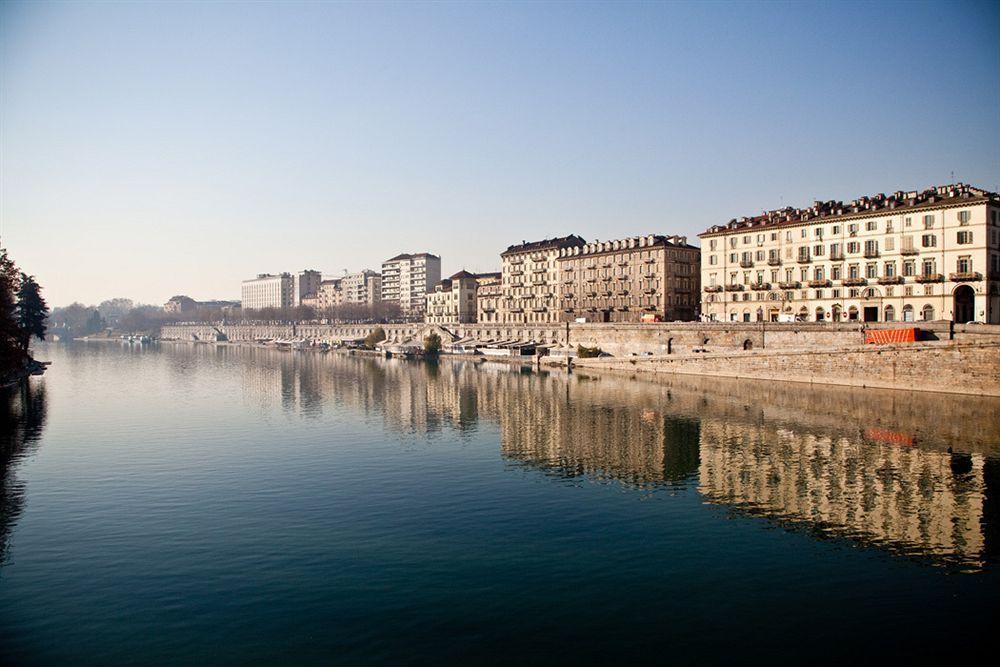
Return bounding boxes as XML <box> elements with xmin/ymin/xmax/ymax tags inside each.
<box><xmin>161</xmin><ymin>321</ymin><xmax>1000</xmax><ymax>356</ymax></box>
<box><xmin>559</xmin><ymin>341</ymin><xmax>1000</xmax><ymax>397</ymax></box>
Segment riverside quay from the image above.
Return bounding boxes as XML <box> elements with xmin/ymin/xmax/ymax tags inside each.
<box><xmin>699</xmin><ymin>183</ymin><xmax>999</xmax><ymax>324</ymax></box>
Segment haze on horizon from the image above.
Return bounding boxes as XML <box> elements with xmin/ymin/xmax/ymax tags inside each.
<box><xmin>1</xmin><ymin>0</ymin><xmax>998</xmax><ymax>308</ymax></box>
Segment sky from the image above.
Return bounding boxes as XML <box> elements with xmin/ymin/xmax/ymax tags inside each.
<box><xmin>1</xmin><ymin>0</ymin><xmax>998</xmax><ymax>307</ymax></box>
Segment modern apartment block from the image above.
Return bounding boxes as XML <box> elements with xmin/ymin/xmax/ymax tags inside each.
<box><xmin>292</xmin><ymin>270</ymin><xmax>322</xmax><ymax>307</ymax></box>
<box><xmin>241</xmin><ymin>273</ymin><xmax>294</xmax><ymax>310</ymax></box>
<box><xmin>557</xmin><ymin>235</ymin><xmax>700</xmax><ymax>322</ymax></box>
<box><xmin>425</xmin><ymin>271</ymin><xmax>480</xmax><ymax>325</ymax></box>
<box><xmin>499</xmin><ymin>235</ymin><xmax>586</xmax><ymax>324</ymax></box>
<box><xmin>341</xmin><ymin>270</ymin><xmax>382</xmax><ymax>305</ymax></box>
<box><xmin>475</xmin><ymin>272</ymin><xmax>502</xmax><ymax>324</ymax></box>
<box><xmin>381</xmin><ymin>253</ymin><xmax>441</xmax><ymax>317</ymax></box>
<box><xmin>699</xmin><ymin>184</ymin><xmax>1000</xmax><ymax>324</ymax></box>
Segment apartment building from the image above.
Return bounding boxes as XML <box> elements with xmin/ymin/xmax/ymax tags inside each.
<box><xmin>241</xmin><ymin>273</ymin><xmax>294</xmax><ymax>310</ymax></box>
<box><xmin>475</xmin><ymin>272</ymin><xmax>502</xmax><ymax>324</ymax></box>
<box><xmin>381</xmin><ymin>253</ymin><xmax>442</xmax><ymax>317</ymax></box>
<box><xmin>425</xmin><ymin>271</ymin><xmax>480</xmax><ymax>325</ymax></box>
<box><xmin>499</xmin><ymin>235</ymin><xmax>586</xmax><ymax>324</ymax></box>
<box><xmin>302</xmin><ymin>279</ymin><xmax>344</xmax><ymax>312</ymax></box>
<box><xmin>557</xmin><ymin>235</ymin><xmax>700</xmax><ymax>322</ymax></box>
<box><xmin>699</xmin><ymin>184</ymin><xmax>1000</xmax><ymax>324</ymax></box>
<box><xmin>341</xmin><ymin>270</ymin><xmax>382</xmax><ymax>305</ymax></box>
<box><xmin>293</xmin><ymin>270</ymin><xmax>322</xmax><ymax>307</ymax></box>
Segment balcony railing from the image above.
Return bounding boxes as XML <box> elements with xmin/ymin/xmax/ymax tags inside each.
<box><xmin>704</xmin><ymin>285</ymin><xmax>723</xmax><ymax>293</ymax></box>
<box><xmin>877</xmin><ymin>276</ymin><xmax>904</xmax><ymax>285</ymax></box>
<box><xmin>915</xmin><ymin>273</ymin><xmax>944</xmax><ymax>283</ymax></box>
<box><xmin>767</xmin><ymin>257</ymin><xmax>782</xmax><ymax>266</ymax></box>
<box><xmin>808</xmin><ymin>279</ymin><xmax>832</xmax><ymax>288</ymax></box>
<box><xmin>778</xmin><ymin>281</ymin><xmax>801</xmax><ymax>290</ymax></box>
<box><xmin>900</xmin><ymin>247</ymin><xmax>919</xmax><ymax>255</ymax></box>
<box><xmin>949</xmin><ymin>271</ymin><xmax>982</xmax><ymax>282</ymax></box>
<box><xmin>739</xmin><ymin>260</ymin><xmax>754</xmax><ymax>268</ymax></box>
<box><xmin>863</xmin><ymin>250</ymin><xmax>880</xmax><ymax>258</ymax></box>
<box><xmin>749</xmin><ymin>282</ymin><xmax>771</xmax><ymax>291</ymax></box>
<box><xmin>842</xmin><ymin>277</ymin><xmax>867</xmax><ymax>287</ymax></box>
<box><xmin>797</xmin><ymin>256</ymin><xmax>812</xmax><ymax>264</ymax></box>
<box><xmin>724</xmin><ymin>284</ymin><xmax>744</xmax><ymax>292</ymax></box>
<box><xmin>830</xmin><ymin>252</ymin><xmax>845</xmax><ymax>261</ymax></box>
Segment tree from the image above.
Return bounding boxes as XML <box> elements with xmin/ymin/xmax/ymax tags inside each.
<box><xmin>363</xmin><ymin>327</ymin><xmax>386</xmax><ymax>350</ymax></box>
<box><xmin>424</xmin><ymin>332</ymin><xmax>442</xmax><ymax>355</ymax></box>
<box><xmin>15</xmin><ymin>273</ymin><xmax>48</xmax><ymax>351</ymax></box>
<box><xmin>0</xmin><ymin>248</ymin><xmax>22</xmax><ymax>372</ymax></box>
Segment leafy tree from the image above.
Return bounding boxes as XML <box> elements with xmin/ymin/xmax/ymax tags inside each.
<box><xmin>423</xmin><ymin>332</ymin><xmax>442</xmax><ymax>355</ymax></box>
<box><xmin>15</xmin><ymin>273</ymin><xmax>48</xmax><ymax>351</ymax></box>
<box><xmin>0</xmin><ymin>248</ymin><xmax>22</xmax><ymax>372</ymax></box>
<box><xmin>363</xmin><ymin>327</ymin><xmax>386</xmax><ymax>350</ymax></box>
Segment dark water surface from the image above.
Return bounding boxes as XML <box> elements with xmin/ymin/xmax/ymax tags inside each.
<box><xmin>2</xmin><ymin>341</ymin><xmax>998</xmax><ymax>664</ymax></box>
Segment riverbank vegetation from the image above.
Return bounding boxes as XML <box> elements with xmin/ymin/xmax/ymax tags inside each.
<box><xmin>0</xmin><ymin>246</ymin><xmax>49</xmax><ymax>386</ymax></box>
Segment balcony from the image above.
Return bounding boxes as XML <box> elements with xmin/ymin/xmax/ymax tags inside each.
<box><xmin>915</xmin><ymin>273</ymin><xmax>943</xmax><ymax>283</ymax></box>
<box><xmin>808</xmin><ymin>279</ymin><xmax>832</xmax><ymax>288</ymax></box>
<box><xmin>949</xmin><ymin>271</ymin><xmax>982</xmax><ymax>282</ymax></box>
<box><xmin>829</xmin><ymin>252</ymin><xmax>845</xmax><ymax>261</ymax></box>
<box><xmin>767</xmin><ymin>257</ymin><xmax>782</xmax><ymax>266</ymax></box>
<box><xmin>796</xmin><ymin>256</ymin><xmax>812</xmax><ymax>264</ymax></box>
<box><xmin>704</xmin><ymin>285</ymin><xmax>723</xmax><ymax>293</ymax></box>
<box><xmin>863</xmin><ymin>250</ymin><xmax>880</xmax><ymax>258</ymax></box>
<box><xmin>749</xmin><ymin>282</ymin><xmax>771</xmax><ymax>291</ymax></box>
<box><xmin>778</xmin><ymin>281</ymin><xmax>801</xmax><ymax>290</ymax></box>
<box><xmin>900</xmin><ymin>247</ymin><xmax>919</xmax><ymax>255</ymax></box>
<box><xmin>842</xmin><ymin>277</ymin><xmax>867</xmax><ymax>287</ymax></box>
<box><xmin>739</xmin><ymin>260</ymin><xmax>754</xmax><ymax>268</ymax></box>
<box><xmin>724</xmin><ymin>284</ymin><xmax>744</xmax><ymax>292</ymax></box>
<box><xmin>877</xmin><ymin>276</ymin><xmax>904</xmax><ymax>285</ymax></box>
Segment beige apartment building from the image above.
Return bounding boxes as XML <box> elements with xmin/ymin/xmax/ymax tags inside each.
<box><xmin>699</xmin><ymin>183</ymin><xmax>1000</xmax><ymax>324</ymax></box>
<box><xmin>475</xmin><ymin>272</ymin><xmax>502</xmax><ymax>324</ymax></box>
<box><xmin>425</xmin><ymin>271</ymin><xmax>480</xmax><ymax>325</ymax></box>
<box><xmin>241</xmin><ymin>273</ymin><xmax>294</xmax><ymax>310</ymax></box>
<box><xmin>557</xmin><ymin>235</ymin><xmax>700</xmax><ymax>322</ymax></box>
<box><xmin>302</xmin><ymin>279</ymin><xmax>344</xmax><ymax>311</ymax></box>
<box><xmin>381</xmin><ymin>253</ymin><xmax>442</xmax><ymax>317</ymax></box>
<box><xmin>499</xmin><ymin>235</ymin><xmax>586</xmax><ymax>324</ymax></box>
<box><xmin>341</xmin><ymin>270</ymin><xmax>382</xmax><ymax>305</ymax></box>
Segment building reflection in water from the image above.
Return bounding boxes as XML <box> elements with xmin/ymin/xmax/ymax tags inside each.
<box><xmin>183</xmin><ymin>344</ymin><xmax>1000</xmax><ymax>570</ymax></box>
<box><xmin>0</xmin><ymin>380</ymin><xmax>48</xmax><ymax>566</ymax></box>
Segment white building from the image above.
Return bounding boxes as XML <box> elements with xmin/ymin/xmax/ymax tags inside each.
<box><xmin>381</xmin><ymin>253</ymin><xmax>441</xmax><ymax>317</ymax></box>
<box><xmin>241</xmin><ymin>273</ymin><xmax>294</xmax><ymax>310</ymax></box>
<box><xmin>426</xmin><ymin>271</ymin><xmax>480</xmax><ymax>325</ymax></box>
<box><xmin>699</xmin><ymin>184</ymin><xmax>999</xmax><ymax>324</ymax></box>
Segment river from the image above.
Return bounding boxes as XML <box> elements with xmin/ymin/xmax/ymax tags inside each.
<box><xmin>1</xmin><ymin>341</ymin><xmax>998</xmax><ymax>663</ymax></box>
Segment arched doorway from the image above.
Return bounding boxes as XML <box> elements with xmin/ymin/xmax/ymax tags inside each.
<box><xmin>922</xmin><ymin>304</ymin><xmax>935</xmax><ymax>321</ymax></box>
<box><xmin>848</xmin><ymin>306</ymin><xmax>859</xmax><ymax>321</ymax></box>
<box><xmin>902</xmin><ymin>305</ymin><xmax>914</xmax><ymax>322</ymax></box>
<box><xmin>831</xmin><ymin>305</ymin><xmax>842</xmax><ymax>322</ymax></box>
<box><xmin>884</xmin><ymin>305</ymin><xmax>895</xmax><ymax>321</ymax></box>
<box><xmin>953</xmin><ymin>285</ymin><xmax>975</xmax><ymax>323</ymax></box>
<box><xmin>815</xmin><ymin>307</ymin><xmax>825</xmax><ymax>321</ymax></box>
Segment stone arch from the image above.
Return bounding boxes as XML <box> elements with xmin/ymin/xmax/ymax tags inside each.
<box><xmin>953</xmin><ymin>284</ymin><xmax>975</xmax><ymax>323</ymax></box>
<box><xmin>884</xmin><ymin>304</ymin><xmax>895</xmax><ymax>321</ymax></box>
<box><xmin>902</xmin><ymin>304</ymin><xmax>915</xmax><ymax>322</ymax></box>
<box><xmin>921</xmin><ymin>304</ymin><xmax>935</xmax><ymax>321</ymax></box>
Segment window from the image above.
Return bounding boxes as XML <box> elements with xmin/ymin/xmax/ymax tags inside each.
<box><xmin>832</xmin><ymin>225</ymin><xmax>840</xmax><ymax>235</ymax></box>
<box><xmin>757</xmin><ymin>234</ymin><xmax>764</xmax><ymax>244</ymax></box>
<box><xmin>866</xmin><ymin>220</ymin><xmax>877</xmax><ymax>231</ymax></box>
<box><xmin>847</xmin><ymin>241</ymin><xmax>860</xmax><ymax>253</ymax></box>
<box><xmin>832</xmin><ymin>289</ymin><xmax>840</xmax><ymax>298</ymax></box>
<box><xmin>815</xmin><ymin>228</ymin><xmax>823</xmax><ymax>238</ymax></box>
<box><xmin>815</xmin><ymin>290</ymin><xmax>823</xmax><ymax>299</ymax></box>
<box><xmin>848</xmin><ymin>264</ymin><xmax>859</xmax><ymax>279</ymax></box>
<box><xmin>848</xmin><ymin>223</ymin><xmax>859</xmax><ymax>235</ymax></box>
<box><xmin>814</xmin><ymin>267</ymin><xmax>824</xmax><ymax>280</ymax></box>
<box><xmin>814</xmin><ymin>244</ymin><xmax>824</xmax><ymax>256</ymax></box>
<box><xmin>743</xmin><ymin>235</ymin><xmax>750</xmax><ymax>244</ymax></box>
<box><xmin>923</xmin><ymin>215</ymin><xmax>935</xmax><ymax>229</ymax></box>
<box><xmin>785</xmin><ymin>231</ymin><xmax>792</xmax><ymax>242</ymax></box>
<box><xmin>903</xmin><ymin>261</ymin><xmax>915</xmax><ymax>277</ymax></box>
<box><xmin>922</xmin><ymin>304</ymin><xmax>935</xmax><ymax>321</ymax></box>
<box><xmin>957</xmin><ymin>256</ymin><xmax>971</xmax><ymax>273</ymax></box>
<box><xmin>885</xmin><ymin>237</ymin><xmax>894</xmax><ymax>251</ymax></box>
<box><xmin>866</xmin><ymin>263</ymin><xmax>877</xmax><ymax>279</ymax></box>
<box><xmin>957</xmin><ymin>231</ymin><xmax>972</xmax><ymax>244</ymax></box>
<box><xmin>801</xmin><ymin>228</ymin><xmax>808</xmax><ymax>238</ymax></box>
<box><xmin>756</xmin><ymin>250</ymin><xmax>765</xmax><ymax>261</ymax></box>
<box><xmin>770</xmin><ymin>232</ymin><xmax>777</xmax><ymax>241</ymax></box>
<box><xmin>832</xmin><ymin>265</ymin><xmax>842</xmax><ymax>280</ymax></box>
<box><xmin>884</xmin><ymin>262</ymin><xmax>895</xmax><ymax>277</ymax></box>
<box><xmin>922</xmin><ymin>259</ymin><xmax>936</xmax><ymax>276</ymax></box>
<box><xmin>958</xmin><ymin>210</ymin><xmax>971</xmax><ymax>225</ymax></box>
<box><xmin>709</xmin><ymin>239</ymin><xmax>717</xmax><ymax>251</ymax></box>
<box><xmin>921</xmin><ymin>234</ymin><xmax>936</xmax><ymax>248</ymax></box>
<box><xmin>864</xmin><ymin>240</ymin><xmax>878</xmax><ymax>256</ymax></box>
<box><xmin>709</xmin><ymin>255</ymin><xmax>717</xmax><ymax>265</ymax></box>
<box><xmin>730</xmin><ymin>253</ymin><xmax>737</xmax><ymax>263</ymax></box>
<box><xmin>884</xmin><ymin>305</ymin><xmax>895</xmax><ymax>321</ymax></box>
<box><xmin>729</xmin><ymin>237</ymin><xmax>737</xmax><ymax>248</ymax></box>
<box><xmin>904</xmin><ymin>217</ymin><xmax>912</xmax><ymax>228</ymax></box>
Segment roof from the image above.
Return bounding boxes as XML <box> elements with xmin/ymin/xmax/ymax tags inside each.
<box><xmin>501</xmin><ymin>234</ymin><xmax>587</xmax><ymax>257</ymax></box>
<box><xmin>448</xmin><ymin>270</ymin><xmax>477</xmax><ymax>280</ymax></box>
<box><xmin>384</xmin><ymin>252</ymin><xmax>441</xmax><ymax>262</ymax></box>
<box><xmin>699</xmin><ymin>183</ymin><xmax>998</xmax><ymax>238</ymax></box>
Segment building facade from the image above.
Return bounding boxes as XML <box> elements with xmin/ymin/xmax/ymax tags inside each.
<box><xmin>302</xmin><ymin>279</ymin><xmax>344</xmax><ymax>312</ymax></box>
<box><xmin>339</xmin><ymin>270</ymin><xmax>382</xmax><ymax>305</ymax></box>
<box><xmin>699</xmin><ymin>184</ymin><xmax>1000</xmax><ymax>324</ymax></box>
<box><xmin>499</xmin><ymin>235</ymin><xmax>586</xmax><ymax>324</ymax></box>
<box><xmin>381</xmin><ymin>253</ymin><xmax>441</xmax><ymax>317</ymax></box>
<box><xmin>475</xmin><ymin>272</ymin><xmax>502</xmax><ymax>324</ymax></box>
<box><xmin>293</xmin><ymin>270</ymin><xmax>322</xmax><ymax>307</ymax></box>
<box><xmin>164</xmin><ymin>295</ymin><xmax>198</xmax><ymax>314</ymax></box>
<box><xmin>425</xmin><ymin>271</ymin><xmax>480</xmax><ymax>325</ymax></box>
<box><xmin>241</xmin><ymin>273</ymin><xmax>294</xmax><ymax>310</ymax></box>
<box><xmin>557</xmin><ymin>235</ymin><xmax>700</xmax><ymax>322</ymax></box>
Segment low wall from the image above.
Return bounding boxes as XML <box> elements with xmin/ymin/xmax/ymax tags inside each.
<box><xmin>160</xmin><ymin>321</ymin><xmax>1000</xmax><ymax>357</ymax></box>
<box><xmin>558</xmin><ymin>341</ymin><xmax>1000</xmax><ymax>396</ymax></box>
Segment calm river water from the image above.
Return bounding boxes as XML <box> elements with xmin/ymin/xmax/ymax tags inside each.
<box><xmin>2</xmin><ymin>341</ymin><xmax>998</xmax><ymax>664</ymax></box>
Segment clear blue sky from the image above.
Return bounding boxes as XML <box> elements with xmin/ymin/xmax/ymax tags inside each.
<box><xmin>2</xmin><ymin>0</ymin><xmax>998</xmax><ymax>306</ymax></box>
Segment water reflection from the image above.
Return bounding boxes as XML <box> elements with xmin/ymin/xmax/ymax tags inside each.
<box><xmin>0</xmin><ymin>380</ymin><xmax>48</xmax><ymax>566</ymax></box>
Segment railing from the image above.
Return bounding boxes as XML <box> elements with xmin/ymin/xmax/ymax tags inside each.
<box><xmin>949</xmin><ymin>271</ymin><xmax>982</xmax><ymax>282</ymax></box>
<box><xmin>767</xmin><ymin>257</ymin><xmax>782</xmax><ymax>266</ymax></box>
<box><xmin>842</xmin><ymin>277</ymin><xmax>867</xmax><ymax>287</ymax></box>
<box><xmin>749</xmin><ymin>282</ymin><xmax>771</xmax><ymax>290</ymax></box>
<box><xmin>778</xmin><ymin>281</ymin><xmax>801</xmax><ymax>289</ymax></box>
<box><xmin>900</xmin><ymin>247</ymin><xmax>919</xmax><ymax>255</ymax></box>
<box><xmin>797</xmin><ymin>256</ymin><xmax>812</xmax><ymax>263</ymax></box>
<box><xmin>877</xmin><ymin>276</ymin><xmax>904</xmax><ymax>285</ymax></box>
<box><xmin>808</xmin><ymin>279</ymin><xmax>832</xmax><ymax>288</ymax></box>
<box><xmin>739</xmin><ymin>260</ymin><xmax>754</xmax><ymax>268</ymax></box>
<box><xmin>915</xmin><ymin>273</ymin><xmax>943</xmax><ymax>283</ymax></box>
<box><xmin>863</xmin><ymin>250</ymin><xmax>880</xmax><ymax>258</ymax></box>
<box><xmin>724</xmin><ymin>284</ymin><xmax>744</xmax><ymax>292</ymax></box>
<box><xmin>704</xmin><ymin>285</ymin><xmax>723</xmax><ymax>293</ymax></box>
<box><xmin>829</xmin><ymin>252</ymin><xmax>845</xmax><ymax>261</ymax></box>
